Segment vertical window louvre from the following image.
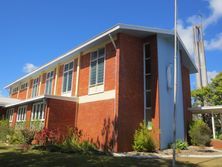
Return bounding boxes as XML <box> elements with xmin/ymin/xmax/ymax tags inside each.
<box><xmin>32</xmin><ymin>78</ymin><xmax>39</xmax><ymax>97</ymax></box>
<box><xmin>62</xmin><ymin>62</ymin><xmax>74</xmax><ymax>94</ymax></box>
<box><xmin>17</xmin><ymin>106</ymin><xmax>27</xmax><ymax>122</ymax></box>
<box><xmin>31</xmin><ymin>102</ymin><xmax>45</xmax><ymax>121</ymax></box>
<box><xmin>90</xmin><ymin>48</ymin><xmax>105</xmax><ymax>86</ymax></box>
<box><xmin>144</xmin><ymin>44</ymin><xmax>152</xmax><ymax>128</ymax></box>
<box><xmin>45</xmin><ymin>71</ymin><xmax>54</xmax><ymax>95</ymax></box>
<box><xmin>6</xmin><ymin>108</ymin><xmax>14</xmax><ymax>122</ymax></box>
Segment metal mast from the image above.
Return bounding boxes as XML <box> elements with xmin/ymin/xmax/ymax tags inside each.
<box><xmin>172</xmin><ymin>0</ymin><xmax>178</xmax><ymax>166</ymax></box>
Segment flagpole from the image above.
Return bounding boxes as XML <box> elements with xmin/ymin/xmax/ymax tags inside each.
<box><xmin>172</xmin><ymin>0</ymin><xmax>178</xmax><ymax>166</ymax></box>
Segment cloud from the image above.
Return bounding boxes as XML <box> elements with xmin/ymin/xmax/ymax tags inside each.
<box><xmin>207</xmin><ymin>70</ymin><xmax>218</xmax><ymax>82</ymax></box>
<box><xmin>177</xmin><ymin>20</ymin><xmax>194</xmax><ymax>55</ymax></box>
<box><xmin>204</xmin><ymin>0</ymin><xmax>222</xmax><ymax>27</ymax></box>
<box><xmin>177</xmin><ymin>0</ymin><xmax>222</xmax><ymax>55</ymax></box>
<box><xmin>0</xmin><ymin>90</ymin><xmax>2</xmax><ymax>97</ymax></box>
<box><xmin>23</xmin><ymin>63</ymin><xmax>38</xmax><ymax>74</ymax></box>
<box><xmin>205</xmin><ymin>33</ymin><xmax>222</xmax><ymax>51</ymax></box>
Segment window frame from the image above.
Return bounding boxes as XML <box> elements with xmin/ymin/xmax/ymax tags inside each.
<box><xmin>20</xmin><ymin>82</ymin><xmax>28</xmax><ymax>91</ymax></box>
<box><xmin>62</xmin><ymin>61</ymin><xmax>74</xmax><ymax>96</ymax></box>
<box><xmin>88</xmin><ymin>47</ymin><xmax>106</xmax><ymax>94</ymax></box>
<box><xmin>143</xmin><ymin>43</ymin><xmax>152</xmax><ymax>129</ymax></box>
<box><xmin>45</xmin><ymin>71</ymin><xmax>54</xmax><ymax>95</ymax></box>
<box><xmin>6</xmin><ymin>108</ymin><xmax>14</xmax><ymax>122</ymax></box>
<box><xmin>31</xmin><ymin>102</ymin><xmax>45</xmax><ymax>121</ymax></box>
<box><xmin>12</xmin><ymin>87</ymin><xmax>18</xmax><ymax>94</ymax></box>
<box><xmin>16</xmin><ymin>105</ymin><xmax>27</xmax><ymax>122</ymax></box>
<box><xmin>32</xmin><ymin>77</ymin><xmax>39</xmax><ymax>98</ymax></box>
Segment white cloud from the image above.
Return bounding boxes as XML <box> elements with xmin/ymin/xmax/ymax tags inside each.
<box><xmin>204</xmin><ymin>0</ymin><xmax>222</xmax><ymax>27</ymax></box>
<box><xmin>177</xmin><ymin>20</ymin><xmax>194</xmax><ymax>55</ymax></box>
<box><xmin>205</xmin><ymin>33</ymin><xmax>222</xmax><ymax>51</ymax></box>
<box><xmin>23</xmin><ymin>63</ymin><xmax>38</xmax><ymax>74</ymax></box>
<box><xmin>207</xmin><ymin>70</ymin><xmax>218</xmax><ymax>82</ymax></box>
<box><xmin>177</xmin><ymin>0</ymin><xmax>222</xmax><ymax>55</ymax></box>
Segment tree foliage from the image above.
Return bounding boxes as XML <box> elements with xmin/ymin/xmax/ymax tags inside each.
<box><xmin>192</xmin><ymin>72</ymin><xmax>222</xmax><ymax>106</ymax></box>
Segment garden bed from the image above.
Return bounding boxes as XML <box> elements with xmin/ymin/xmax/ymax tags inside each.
<box><xmin>211</xmin><ymin>139</ymin><xmax>222</xmax><ymax>149</ymax></box>
<box><xmin>114</xmin><ymin>146</ymin><xmax>222</xmax><ymax>158</ymax></box>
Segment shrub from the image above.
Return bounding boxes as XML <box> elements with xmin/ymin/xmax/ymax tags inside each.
<box><xmin>133</xmin><ymin>122</ymin><xmax>156</xmax><ymax>152</ymax></box>
<box><xmin>60</xmin><ymin>128</ymin><xmax>83</xmax><ymax>153</ymax></box>
<box><xmin>0</xmin><ymin>120</ymin><xmax>14</xmax><ymax>143</ymax></box>
<box><xmin>219</xmin><ymin>134</ymin><xmax>222</xmax><ymax>140</ymax></box>
<box><xmin>79</xmin><ymin>140</ymin><xmax>97</xmax><ymax>154</ymax></box>
<box><xmin>8</xmin><ymin>130</ymin><xmax>25</xmax><ymax>144</ymax></box>
<box><xmin>189</xmin><ymin>120</ymin><xmax>211</xmax><ymax>146</ymax></box>
<box><xmin>21</xmin><ymin>129</ymin><xmax>35</xmax><ymax>144</ymax></box>
<box><xmin>34</xmin><ymin>128</ymin><xmax>63</xmax><ymax>146</ymax></box>
<box><xmin>171</xmin><ymin>139</ymin><xmax>188</xmax><ymax>150</ymax></box>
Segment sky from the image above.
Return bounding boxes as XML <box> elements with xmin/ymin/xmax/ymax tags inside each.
<box><xmin>0</xmin><ymin>0</ymin><xmax>222</xmax><ymax>96</ymax></box>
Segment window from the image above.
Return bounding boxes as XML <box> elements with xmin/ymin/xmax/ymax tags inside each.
<box><xmin>31</xmin><ymin>102</ymin><xmax>45</xmax><ymax>121</ymax></box>
<box><xmin>90</xmin><ymin>48</ymin><xmax>105</xmax><ymax>86</ymax></box>
<box><xmin>12</xmin><ymin>87</ymin><xmax>18</xmax><ymax>94</ymax></box>
<box><xmin>45</xmin><ymin>71</ymin><xmax>54</xmax><ymax>95</ymax></box>
<box><xmin>32</xmin><ymin>78</ymin><xmax>39</xmax><ymax>97</ymax></box>
<box><xmin>6</xmin><ymin>108</ymin><xmax>14</xmax><ymax>122</ymax></box>
<box><xmin>17</xmin><ymin>106</ymin><xmax>27</xmax><ymax>122</ymax></box>
<box><xmin>144</xmin><ymin>43</ymin><xmax>152</xmax><ymax>129</ymax></box>
<box><xmin>62</xmin><ymin>61</ymin><xmax>74</xmax><ymax>94</ymax></box>
<box><xmin>20</xmin><ymin>82</ymin><xmax>28</xmax><ymax>91</ymax></box>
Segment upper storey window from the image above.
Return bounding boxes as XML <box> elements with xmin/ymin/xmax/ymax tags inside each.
<box><xmin>12</xmin><ymin>87</ymin><xmax>18</xmax><ymax>94</ymax></box>
<box><xmin>62</xmin><ymin>61</ymin><xmax>74</xmax><ymax>96</ymax></box>
<box><xmin>20</xmin><ymin>82</ymin><xmax>28</xmax><ymax>91</ymax></box>
<box><xmin>89</xmin><ymin>48</ymin><xmax>105</xmax><ymax>94</ymax></box>
<box><xmin>32</xmin><ymin>78</ymin><xmax>39</xmax><ymax>98</ymax></box>
<box><xmin>45</xmin><ymin>71</ymin><xmax>54</xmax><ymax>95</ymax></box>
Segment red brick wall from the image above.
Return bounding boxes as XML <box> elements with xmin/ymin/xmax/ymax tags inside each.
<box><xmin>40</xmin><ymin>73</ymin><xmax>47</xmax><ymax>95</ymax></box>
<box><xmin>25</xmin><ymin>104</ymin><xmax>32</xmax><ymax>128</ymax></box>
<box><xmin>77</xmin><ymin>100</ymin><xmax>115</xmax><ymax>151</ymax></box>
<box><xmin>116</xmin><ymin>33</ymin><xmax>160</xmax><ymax>152</ymax></box>
<box><xmin>47</xmin><ymin>99</ymin><xmax>76</xmax><ymax>133</ymax></box>
<box><xmin>18</xmin><ymin>89</ymin><xmax>27</xmax><ymax>100</ymax></box>
<box><xmin>11</xmin><ymin>92</ymin><xmax>18</xmax><ymax>98</ymax></box>
<box><xmin>181</xmin><ymin>63</ymin><xmax>192</xmax><ymax>141</ymax></box>
<box><xmin>56</xmin><ymin>65</ymin><xmax>64</xmax><ymax>96</ymax></box>
<box><xmin>28</xmin><ymin>79</ymin><xmax>33</xmax><ymax>98</ymax></box>
<box><xmin>78</xmin><ymin>53</ymin><xmax>90</xmax><ymax>96</ymax></box>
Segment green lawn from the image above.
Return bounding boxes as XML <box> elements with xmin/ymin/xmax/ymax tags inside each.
<box><xmin>0</xmin><ymin>143</ymin><xmax>221</xmax><ymax>167</ymax></box>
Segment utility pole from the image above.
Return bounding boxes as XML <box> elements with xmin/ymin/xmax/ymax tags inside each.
<box><xmin>172</xmin><ymin>0</ymin><xmax>178</xmax><ymax>166</ymax></box>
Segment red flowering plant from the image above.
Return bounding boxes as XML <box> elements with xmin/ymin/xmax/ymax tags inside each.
<box><xmin>33</xmin><ymin>128</ymin><xmax>63</xmax><ymax>146</ymax></box>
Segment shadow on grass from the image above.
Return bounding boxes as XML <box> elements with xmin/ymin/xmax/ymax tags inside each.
<box><xmin>0</xmin><ymin>150</ymin><xmax>200</xmax><ymax>167</ymax></box>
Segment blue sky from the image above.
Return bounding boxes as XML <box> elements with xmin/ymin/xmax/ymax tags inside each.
<box><xmin>0</xmin><ymin>0</ymin><xmax>222</xmax><ymax>96</ymax></box>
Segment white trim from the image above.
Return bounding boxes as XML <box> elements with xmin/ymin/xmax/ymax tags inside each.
<box><xmin>79</xmin><ymin>90</ymin><xmax>115</xmax><ymax>104</ymax></box>
<box><xmin>88</xmin><ymin>47</ymin><xmax>106</xmax><ymax>95</ymax></box>
<box><xmin>16</xmin><ymin>105</ymin><xmax>27</xmax><ymax>122</ymax></box>
<box><xmin>6</xmin><ymin>24</ymin><xmax>196</xmax><ymax>90</ymax></box>
<box><xmin>5</xmin><ymin>95</ymin><xmax>77</xmax><ymax>108</ymax></box>
<box><xmin>75</xmin><ymin>56</ymin><xmax>80</xmax><ymax>96</ymax></box>
<box><xmin>61</xmin><ymin>60</ymin><xmax>74</xmax><ymax>96</ymax></box>
<box><xmin>45</xmin><ymin>70</ymin><xmax>54</xmax><ymax>95</ymax></box>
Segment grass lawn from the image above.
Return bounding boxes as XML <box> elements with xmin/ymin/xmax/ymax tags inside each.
<box><xmin>0</xmin><ymin>143</ymin><xmax>221</xmax><ymax>167</ymax></box>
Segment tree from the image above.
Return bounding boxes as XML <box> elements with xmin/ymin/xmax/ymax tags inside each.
<box><xmin>192</xmin><ymin>72</ymin><xmax>222</xmax><ymax>135</ymax></box>
<box><xmin>192</xmin><ymin>72</ymin><xmax>222</xmax><ymax>106</ymax></box>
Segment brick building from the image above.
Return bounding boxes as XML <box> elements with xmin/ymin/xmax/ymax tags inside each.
<box><xmin>0</xmin><ymin>24</ymin><xmax>197</xmax><ymax>152</ymax></box>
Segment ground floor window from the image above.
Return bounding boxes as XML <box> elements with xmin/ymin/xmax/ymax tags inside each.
<box><xmin>17</xmin><ymin>106</ymin><xmax>27</xmax><ymax>122</ymax></box>
<box><xmin>144</xmin><ymin>43</ymin><xmax>153</xmax><ymax>130</ymax></box>
<box><xmin>6</xmin><ymin>108</ymin><xmax>14</xmax><ymax>122</ymax></box>
<box><xmin>31</xmin><ymin>102</ymin><xmax>45</xmax><ymax>121</ymax></box>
